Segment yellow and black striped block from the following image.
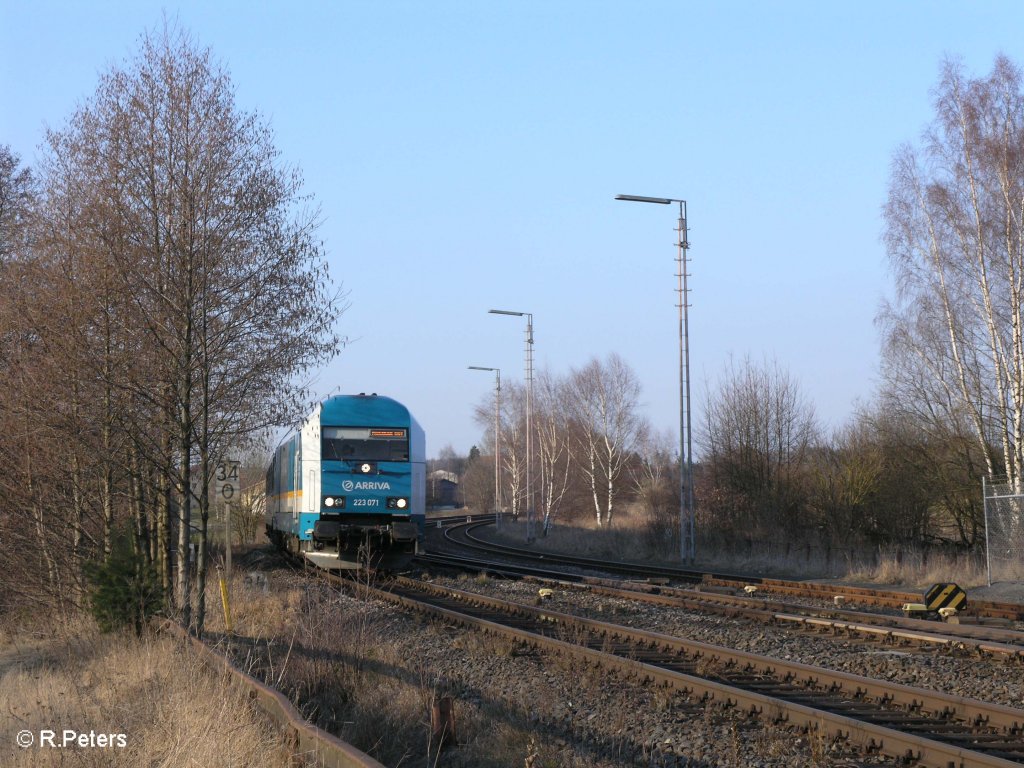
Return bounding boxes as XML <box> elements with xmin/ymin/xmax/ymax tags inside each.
<box><xmin>924</xmin><ymin>582</ymin><xmax>967</xmax><ymax>613</ymax></box>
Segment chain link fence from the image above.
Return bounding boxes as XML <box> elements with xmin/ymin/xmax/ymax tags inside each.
<box><xmin>982</xmin><ymin>478</ymin><xmax>1024</xmax><ymax>585</ymax></box>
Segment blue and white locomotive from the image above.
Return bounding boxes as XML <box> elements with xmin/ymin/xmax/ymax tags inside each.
<box><xmin>265</xmin><ymin>394</ymin><xmax>426</xmax><ymax>569</ymax></box>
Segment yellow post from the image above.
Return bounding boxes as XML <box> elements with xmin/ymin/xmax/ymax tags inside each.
<box><xmin>217</xmin><ymin>565</ymin><xmax>233</xmax><ymax>634</ymax></box>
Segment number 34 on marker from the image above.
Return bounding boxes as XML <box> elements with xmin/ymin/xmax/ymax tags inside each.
<box><xmin>214</xmin><ymin>460</ymin><xmax>240</xmax><ymax>502</ymax></box>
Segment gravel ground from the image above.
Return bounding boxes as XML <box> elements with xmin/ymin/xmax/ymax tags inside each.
<box><xmin>231</xmin><ymin>539</ymin><xmax>1024</xmax><ymax>767</ymax></box>
<box><xmin>359</xmin><ymin>581</ymin><xmax>897</xmax><ymax>767</ymax></box>
<box><xmin>421</xmin><ymin>571</ymin><xmax>1024</xmax><ymax>713</ymax></box>
<box><xmin>229</xmin><ymin>554</ymin><xmax>899</xmax><ymax>767</ymax></box>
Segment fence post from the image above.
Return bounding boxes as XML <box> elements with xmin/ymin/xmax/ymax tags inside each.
<box><xmin>983</xmin><ymin>476</ymin><xmax>992</xmax><ymax>587</ymax></box>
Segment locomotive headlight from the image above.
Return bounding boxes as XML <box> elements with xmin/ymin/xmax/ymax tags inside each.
<box><xmin>386</xmin><ymin>497</ymin><xmax>409</xmax><ymax>510</ymax></box>
<box><xmin>322</xmin><ymin>496</ymin><xmax>345</xmax><ymax>509</ymax></box>
<box><xmin>325</xmin><ymin>497</ymin><xmax>335</xmax><ymax>507</ymax></box>
<box><xmin>360</xmin><ymin>463</ymin><xmax>372</xmax><ymax>474</ymax></box>
<box><xmin>396</xmin><ymin>497</ymin><xmax>408</xmax><ymax>509</ymax></box>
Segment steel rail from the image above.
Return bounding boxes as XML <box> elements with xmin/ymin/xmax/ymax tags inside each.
<box><xmin>160</xmin><ymin>621</ymin><xmax>385</xmax><ymax>768</ymax></box>
<box><xmin>444</xmin><ymin>519</ymin><xmax>1024</xmax><ymax>621</ymax></box>
<box><xmin>341</xmin><ymin>575</ymin><xmax>1024</xmax><ymax>767</ymax></box>
<box><xmin>416</xmin><ymin>552</ymin><xmax>1024</xmax><ymax>658</ymax></box>
<box><xmin>442</xmin><ymin>520</ymin><xmax>703</xmax><ymax>581</ymax></box>
<box><xmin>709</xmin><ymin>578</ymin><xmax>1024</xmax><ymax>623</ymax></box>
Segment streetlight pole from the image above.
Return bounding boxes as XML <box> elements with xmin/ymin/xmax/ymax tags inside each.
<box><xmin>615</xmin><ymin>194</ymin><xmax>695</xmax><ymax>563</ymax></box>
<box><xmin>489</xmin><ymin>309</ymin><xmax>535</xmax><ymax>543</ymax></box>
<box><xmin>468</xmin><ymin>366</ymin><xmax>502</xmax><ymax>529</ymax></box>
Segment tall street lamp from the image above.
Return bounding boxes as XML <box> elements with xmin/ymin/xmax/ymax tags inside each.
<box><xmin>468</xmin><ymin>366</ymin><xmax>502</xmax><ymax>529</ymax></box>
<box><xmin>615</xmin><ymin>194</ymin><xmax>695</xmax><ymax>563</ymax></box>
<box><xmin>488</xmin><ymin>309</ymin><xmax>535</xmax><ymax>543</ymax></box>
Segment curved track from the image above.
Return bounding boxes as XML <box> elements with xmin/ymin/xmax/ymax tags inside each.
<box><xmin>261</xmin><ymin>515</ymin><xmax>1024</xmax><ymax>764</ymax></box>
<box><xmin>324</xmin><ymin>569</ymin><xmax>1024</xmax><ymax>767</ymax></box>
<box><xmin>417</xmin><ymin>550</ymin><xmax>1024</xmax><ymax>660</ymax></box>
<box><xmin>436</xmin><ymin>518</ymin><xmax>1024</xmax><ymax>622</ymax></box>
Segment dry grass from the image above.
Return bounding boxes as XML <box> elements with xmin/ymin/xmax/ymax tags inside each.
<box><xmin>484</xmin><ymin>508</ymin><xmax>1015</xmax><ymax>590</ymax></box>
<box><xmin>3</xmin><ymin>541</ymin><xmax>895</xmax><ymax>768</ymax></box>
<box><xmin>0</xmin><ymin>619</ymin><xmax>296</xmax><ymax>767</ymax></box>
<box><xmin>197</xmin><ymin>564</ymin><xmax>651</xmax><ymax>767</ymax></box>
<box><xmin>491</xmin><ymin>511</ymin><xmax>675</xmax><ymax>565</ymax></box>
<box><xmin>845</xmin><ymin>547</ymin><xmax>991</xmax><ymax>589</ymax></box>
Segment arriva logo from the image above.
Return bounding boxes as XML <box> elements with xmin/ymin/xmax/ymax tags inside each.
<box><xmin>342</xmin><ymin>480</ymin><xmax>391</xmax><ymax>491</ymax></box>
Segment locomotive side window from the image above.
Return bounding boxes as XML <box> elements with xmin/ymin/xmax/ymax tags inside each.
<box><xmin>322</xmin><ymin>427</ymin><xmax>409</xmax><ymax>461</ymax></box>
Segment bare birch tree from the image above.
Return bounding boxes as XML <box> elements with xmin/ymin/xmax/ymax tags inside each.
<box><xmin>534</xmin><ymin>369</ymin><xmax>572</xmax><ymax>534</ymax></box>
<box><xmin>565</xmin><ymin>354</ymin><xmax>648</xmax><ymax>527</ymax></box>
<box><xmin>475</xmin><ymin>381</ymin><xmax>526</xmax><ymax>518</ymax></box>
<box><xmin>882</xmin><ymin>55</ymin><xmax>1024</xmax><ymax>489</ymax></box>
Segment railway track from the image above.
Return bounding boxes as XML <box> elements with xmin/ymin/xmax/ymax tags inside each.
<box><xmin>330</xmin><ymin>571</ymin><xmax>1024</xmax><ymax>767</ymax></box>
<box><xmin>437</xmin><ymin>518</ymin><xmax>1024</xmax><ymax>622</ymax></box>
<box><xmin>162</xmin><ymin>621</ymin><xmax>384</xmax><ymax>768</ymax></box>
<box><xmin>416</xmin><ymin>551</ymin><xmax>1024</xmax><ymax>660</ymax></box>
<box><xmin>250</xmin><ymin>516</ymin><xmax>1023</xmax><ymax>764</ymax></box>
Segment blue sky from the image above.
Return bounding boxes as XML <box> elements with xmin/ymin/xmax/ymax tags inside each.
<box><xmin>4</xmin><ymin>1</ymin><xmax>1024</xmax><ymax>457</ymax></box>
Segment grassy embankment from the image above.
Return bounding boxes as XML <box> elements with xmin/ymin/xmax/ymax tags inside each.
<box><xmin>0</xmin><ymin>566</ymin><xmax>596</xmax><ymax>768</ymax></box>
<box><xmin>477</xmin><ymin>508</ymin><xmax>1006</xmax><ymax>588</ymax></box>
<box><xmin>0</xmin><ymin>616</ymin><xmax>296</xmax><ymax>767</ymax></box>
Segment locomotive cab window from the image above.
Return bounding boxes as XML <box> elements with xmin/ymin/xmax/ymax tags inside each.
<box><xmin>322</xmin><ymin>427</ymin><xmax>409</xmax><ymax>461</ymax></box>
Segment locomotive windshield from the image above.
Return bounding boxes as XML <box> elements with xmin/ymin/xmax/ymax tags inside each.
<box><xmin>322</xmin><ymin>427</ymin><xmax>409</xmax><ymax>461</ymax></box>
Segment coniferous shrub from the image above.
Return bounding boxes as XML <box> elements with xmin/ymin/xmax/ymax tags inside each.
<box><xmin>86</xmin><ymin>531</ymin><xmax>163</xmax><ymax>635</ymax></box>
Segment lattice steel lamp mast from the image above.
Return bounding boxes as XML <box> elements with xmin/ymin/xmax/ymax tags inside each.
<box><xmin>615</xmin><ymin>194</ymin><xmax>695</xmax><ymax>563</ymax></box>
<box><xmin>468</xmin><ymin>366</ymin><xmax>502</xmax><ymax>529</ymax></box>
<box><xmin>488</xmin><ymin>309</ymin><xmax>535</xmax><ymax>543</ymax></box>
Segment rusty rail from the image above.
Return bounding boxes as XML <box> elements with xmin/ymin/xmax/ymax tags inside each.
<box><xmin>443</xmin><ymin>519</ymin><xmax>1024</xmax><ymax>621</ymax></box>
<box><xmin>346</xmin><ymin>575</ymin><xmax>1024</xmax><ymax>767</ymax></box>
<box><xmin>161</xmin><ymin>622</ymin><xmax>385</xmax><ymax>768</ymax></box>
<box><xmin>417</xmin><ymin>551</ymin><xmax>1024</xmax><ymax>658</ymax></box>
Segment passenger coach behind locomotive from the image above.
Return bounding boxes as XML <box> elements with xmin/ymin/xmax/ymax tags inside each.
<box><xmin>265</xmin><ymin>394</ymin><xmax>426</xmax><ymax>569</ymax></box>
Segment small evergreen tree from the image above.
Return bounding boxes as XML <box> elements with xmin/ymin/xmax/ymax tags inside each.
<box><xmin>86</xmin><ymin>531</ymin><xmax>163</xmax><ymax>635</ymax></box>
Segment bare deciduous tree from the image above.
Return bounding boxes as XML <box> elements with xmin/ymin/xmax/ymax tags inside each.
<box><xmin>0</xmin><ymin>146</ymin><xmax>33</xmax><ymax>266</ymax></box>
<box><xmin>565</xmin><ymin>353</ymin><xmax>648</xmax><ymax>527</ymax></box>
<box><xmin>631</xmin><ymin>427</ymin><xmax>680</xmax><ymax>552</ymax></box>
<box><xmin>7</xmin><ymin>23</ymin><xmax>341</xmax><ymax>633</ymax></box>
<box><xmin>534</xmin><ymin>370</ymin><xmax>572</xmax><ymax>534</ymax></box>
<box><xmin>882</xmin><ymin>54</ymin><xmax>1024</xmax><ymax>488</ymax></box>
<box><xmin>475</xmin><ymin>382</ymin><xmax>526</xmax><ymax>518</ymax></box>
<box><xmin>232</xmin><ymin>462</ymin><xmax>268</xmax><ymax>546</ymax></box>
<box><xmin>807</xmin><ymin>419</ymin><xmax>883</xmax><ymax>543</ymax></box>
<box><xmin>699</xmin><ymin>356</ymin><xmax>818</xmax><ymax>535</ymax></box>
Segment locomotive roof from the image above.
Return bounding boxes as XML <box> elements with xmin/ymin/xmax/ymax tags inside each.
<box><xmin>319</xmin><ymin>394</ymin><xmax>412</xmax><ymax>426</ymax></box>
